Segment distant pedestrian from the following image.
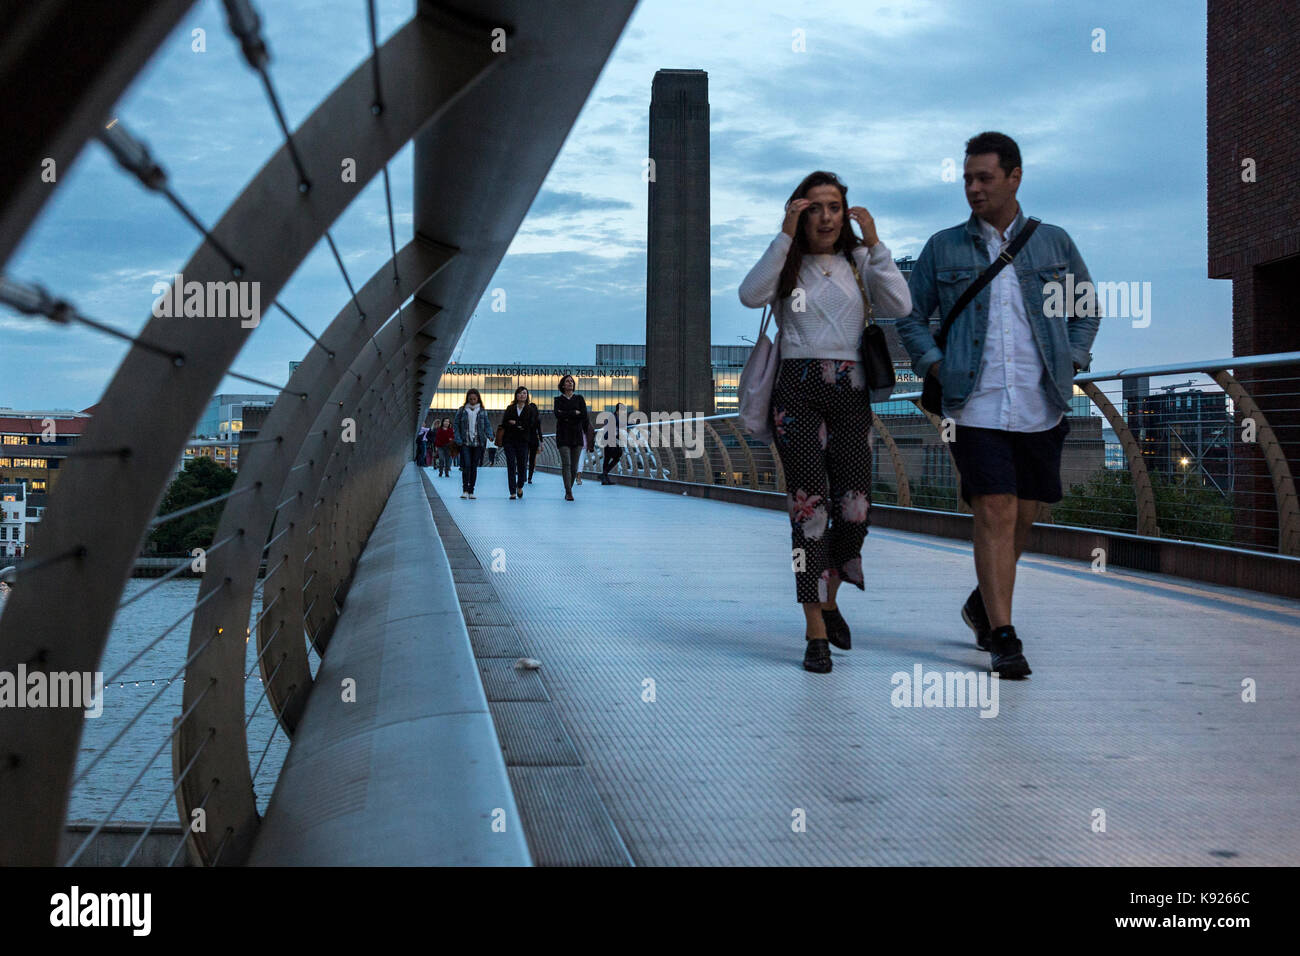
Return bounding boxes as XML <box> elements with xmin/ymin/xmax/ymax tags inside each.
<box><xmin>433</xmin><ymin>418</ymin><xmax>454</xmax><ymax>476</ymax></box>
<box><xmin>553</xmin><ymin>374</ymin><xmax>592</xmax><ymax>501</ymax></box>
<box><xmin>600</xmin><ymin>402</ymin><xmax>625</xmax><ymax>485</ymax></box>
<box><xmin>415</xmin><ymin>424</ymin><xmax>429</xmax><ymax>466</ymax></box>
<box><xmin>487</xmin><ymin>439</ymin><xmax>498</xmax><ymax>467</ymax></box>
<box><xmin>500</xmin><ymin>386</ymin><xmax>541</xmax><ymax>499</ymax></box>
<box><xmin>453</xmin><ymin>389</ymin><xmax>491</xmax><ymax>499</ymax></box>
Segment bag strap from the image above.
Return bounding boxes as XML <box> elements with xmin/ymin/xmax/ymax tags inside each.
<box><xmin>936</xmin><ymin>216</ymin><xmax>1040</xmax><ymax>348</ymax></box>
<box><xmin>843</xmin><ymin>246</ymin><xmax>876</xmax><ymax>327</ymax></box>
<box><xmin>757</xmin><ymin>302</ymin><xmax>775</xmax><ymax>339</ymax></box>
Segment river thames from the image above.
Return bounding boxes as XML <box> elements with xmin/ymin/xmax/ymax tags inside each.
<box><xmin>0</xmin><ymin>578</ymin><xmax>293</xmax><ymax>825</ymax></box>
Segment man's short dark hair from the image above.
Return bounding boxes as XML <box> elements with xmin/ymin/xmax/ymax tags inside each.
<box><xmin>965</xmin><ymin>131</ymin><xmax>1021</xmax><ymax>177</ymax></box>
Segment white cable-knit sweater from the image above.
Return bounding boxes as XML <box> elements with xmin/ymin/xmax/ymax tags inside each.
<box><xmin>738</xmin><ymin>232</ymin><xmax>912</xmax><ymax>361</ymax></box>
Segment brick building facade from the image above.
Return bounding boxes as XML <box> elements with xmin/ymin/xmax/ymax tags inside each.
<box><xmin>1207</xmin><ymin>0</ymin><xmax>1300</xmax><ymax>550</ymax></box>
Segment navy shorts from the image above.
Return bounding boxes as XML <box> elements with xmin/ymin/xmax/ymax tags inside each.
<box><xmin>949</xmin><ymin>418</ymin><xmax>1070</xmax><ymax>504</ymax></box>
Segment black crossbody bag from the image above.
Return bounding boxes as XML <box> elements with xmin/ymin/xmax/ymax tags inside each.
<box><xmin>921</xmin><ymin>217</ymin><xmax>1040</xmax><ymax>415</ymax></box>
<box><xmin>844</xmin><ymin>247</ymin><xmax>896</xmax><ymax>402</ymax></box>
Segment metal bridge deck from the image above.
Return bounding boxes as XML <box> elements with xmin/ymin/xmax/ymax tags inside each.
<box><xmin>426</xmin><ymin>468</ymin><xmax>1300</xmax><ymax>866</ymax></box>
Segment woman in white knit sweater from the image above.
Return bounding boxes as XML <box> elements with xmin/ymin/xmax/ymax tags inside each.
<box><xmin>738</xmin><ymin>170</ymin><xmax>911</xmax><ymax>673</ymax></box>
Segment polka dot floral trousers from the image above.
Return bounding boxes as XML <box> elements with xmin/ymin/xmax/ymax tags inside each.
<box><xmin>771</xmin><ymin>358</ymin><xmax>874</xmax><ymax>604</ymax></box>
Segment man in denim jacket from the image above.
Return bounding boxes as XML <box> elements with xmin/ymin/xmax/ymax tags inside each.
<box><xmin>896</xmin><ymin>131</ymin><xmax>1100</xmax><ymax>678</ymax></box>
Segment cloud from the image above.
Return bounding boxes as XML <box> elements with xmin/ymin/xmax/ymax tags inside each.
<box><xmin>526</xmin><ymin>190</ymin><xmax>635</xmax><ymax>218</ymax></box>
<box><xmin>3</xmin><ymin>0</ymin><xmax>1231</xmax><ymax>409</ymax></box>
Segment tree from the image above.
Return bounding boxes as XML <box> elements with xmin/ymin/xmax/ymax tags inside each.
<box><xmin>1052</xmin><ymin>468</ymin><xmax>1233</xmax><ymax>543</ymax></box>
<box><xmin>148</xmin><ymin>457</ymin><xmax>236</xmax><ymax>555</ymax></box>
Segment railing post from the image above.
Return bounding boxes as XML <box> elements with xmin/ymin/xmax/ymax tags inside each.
<box><xmin>702</xmin><ymin>421</ymin><xmax>734</xmax><ymax>486</ymax></box>
<box><xmin>1213</xmin><ymin>371</ymin><xmax>1299</xmax><ymax>556</ymax></box>
<box><xmin>1080</xmin><ymin>382</ymin><xmax>1160</xmax><ymax>537</ymax></box>
<box><xmin>721</xmin><ymin>418</ymin><xmax>759</xmax><ymax>488</ymax></box>
<box><xmin>913</xmin><ymin>402</ymin><xmax>971</xmax><ymax>515</ymax></box>
<box><xmin>870</xmin><ymin>411</ymin><xmax>912</xmax><ymax>508</ymax></box>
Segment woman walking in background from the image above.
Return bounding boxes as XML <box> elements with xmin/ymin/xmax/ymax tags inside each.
<box><xmin>738</xmin><ymin>170</ymin><xmax>912</xmax><ymax>673</ymax></box>
<box><xmin>500</xmin><ymin>385</ymin><xmax>541</xmax><ymax>499</ymax></box>
<box><xmin>453</xmin><ymin>388</ymin><xmax>491</xmax><ymax>499</ymax></box>
<box><xmin>554</xmin><ymin>374</ymin><xmax>592</xmax><ymax>501</ymax></box>
<box><xmin>433</xmin><ymin>417</ymin><xmax>454</xmax><ymax>476</ymax></box>
<box><xmin>415</xmin><ymin>423</ymin><xmax>429</xmax><ymax>466</ymax></box>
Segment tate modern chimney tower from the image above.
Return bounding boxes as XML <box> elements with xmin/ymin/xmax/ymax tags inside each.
<box><xmin>641</xmin><ymin>69</ymin><xmax>714</xmax><ymax>417</ymax></box>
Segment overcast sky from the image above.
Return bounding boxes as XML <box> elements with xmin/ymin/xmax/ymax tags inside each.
<box><xmin>3</xmin><ymin>0</ymin><xmax>1224</xmax><ymax>411</ymax></box>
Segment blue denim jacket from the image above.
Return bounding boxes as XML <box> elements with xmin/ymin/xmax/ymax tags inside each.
<box><xmin>452</xmin><ymin>404</ymin><xmax>492</xmax><ymax>447</ymax></box>
<box><xmin>895</xmin><ymin>210</ymin><xmax>1100</xmax><ymax>414</ymax></box>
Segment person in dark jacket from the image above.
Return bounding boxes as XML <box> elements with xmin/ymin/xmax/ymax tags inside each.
<box><xmin>500</xmin><ymin>386</ymin><xmax>541</xmax><ymax>499</ymax></box>
<box><xmin>433</xmin><ymin>418</ymin><xmax>454</xmax><ymax>476</ymax></box>
<box><xmin>600</xmin><ymin>402</ymin><xmax>625</xmax><ymax>485</ymax></box>
<box><xmin>553</xmin><ymin>374</ymin><xmax>591</xmax><ymax>501</ymax></box>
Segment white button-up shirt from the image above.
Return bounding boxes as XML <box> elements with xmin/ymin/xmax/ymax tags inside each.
<box><xmin>945</xmin><ymin>211</ymin><xmax>1063</xmax><ymax>433</ymax></box>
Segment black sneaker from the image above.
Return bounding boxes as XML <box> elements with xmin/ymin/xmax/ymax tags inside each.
<box><xmin>987</xmin><ymin>625</ymin><xmax>1031</xmax><ymax>679</ymax></box>
<box><xmin>821</xmin><ymin>606</ymin><xmax>851</xmax><ymax>650</ymax></box>
<box><xmin>961</xmin><ymin>588</ymin><xmax>992</xmax><ymax>651</ymax></box>
<box><xmin>803</xmin><ymin>638</ymin><xmax>832</xmax><ymax>674</ymax></box>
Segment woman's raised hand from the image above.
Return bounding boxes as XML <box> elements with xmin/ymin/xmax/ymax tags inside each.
<box><xmin>782</xmin><ymin>198</ymin><xmax>811</xmax><ymax>238</ymax></box>
<box><xmin>848</xmin><ymin>206</ymin><xmax>879</xmax><ymax>247</ymax></box>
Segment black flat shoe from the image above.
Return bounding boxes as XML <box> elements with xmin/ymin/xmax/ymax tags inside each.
<box><xmin>988</xmin><ymin>625</ymin><xmax>1031</xmax><ymax>679</ymax></box>
<box><xmin>803</xmin><ymin>638</ymin><xmax>832</xmax><ymax>673</ymax></box>
<box><xmin>821</xmin><ymin>606</ymin><xmax>851</xmax><ymax>650</ymax></box>
<box><xmin>961</xmin><ymin>587</ymin><xmax>992</xmax><ymax>652</ymax></box>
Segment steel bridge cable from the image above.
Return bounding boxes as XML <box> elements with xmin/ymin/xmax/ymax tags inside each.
<box><xmin>367</xmin><ymin>0</ymin><xmax>400</xmax><ymax>287</ymax></box>
<box><xmin>245</xmin><ymin>652</ymin><xmax>287</xmax><ymax>728</ymax></box>
<box><xmin>108</xmin><ymin>583</ymin><xmax>226</xmax><ymax>684</ymax></box>
<box><xmin>251</xmin><ymin>703</ymin><xmax>289</xmax><ymax>784</ymax></box>
<box><xmin>222</xmin><ymin>0</ymin><xmax>371</xmax><ymax>330</ymax></box>
<box><xmin>274</xmin><ymin>300</ymin><xmax>331</xmax><ymax>357</ymax></box>
<box><xmin>120</xmin><ymin>727</ymin><xmax>215</xmax><ymax>867</ymax></box>
<box><xmin>221</xmin><ymin>0</ymin><xmax>311</xmax><ymax>193</ymax></box>
<box><xmin>65</xmin><ymin>678</ymin><xmax>217</xmax><ymax>866</ymax></box>
<box><xmin>70</xmin><ymin>618</ymin><xmax>227</xmax><ymax>789</ymax></box>
<box><xmin>148</xmin><ymin>485</ymin><xmax>257</xmax><ymax>529</ymax></box>
<box><xmin>13</xmin><ymin>138</ymin><xmax>308</xmax><ymax>403</ymax></box>
<box><xmin>119</xmin><ymin>529</ymin><xmax>242</xmax><ymax>609</ymax></box>
<box><xmin>166</xmin><ymin>785</ymin><xmax>215</xmax><ymax>867</ymax></box>
<box><xmin>0</xmin><ymin>277</ymin><xmax>185</xmax><ymax>364</ymax></box>
<box><xmin>246</xmin><ymin>620</ymin><xmax>284</xmax><ymax>680</ymax></box>
<box><xmin>97</xmin><ymin>120</ymin><xmax>244</xmax><ymax>276</ymax></box>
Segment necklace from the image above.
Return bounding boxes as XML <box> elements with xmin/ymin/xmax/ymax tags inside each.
<box><xmin>813</xmin><ymin>253</ymin><xmax>833</xmax><ymax>277</ymax></box>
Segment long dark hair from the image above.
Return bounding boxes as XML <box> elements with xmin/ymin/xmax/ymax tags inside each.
<box><xmin>463</xmin><ymin>388</ymin><xmax>482</xmax><ymax>407</ymax></box>
<box><xmin>776</xmin><ymin>170</ymin><xmax>863</xmax><ymax>300</ymax></box>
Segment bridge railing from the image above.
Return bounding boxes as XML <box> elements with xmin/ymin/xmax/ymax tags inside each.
<box><xmin>535</xmin><ymin>351</ymin><xmax>1299</xmax><ymax>560</ymax></box>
